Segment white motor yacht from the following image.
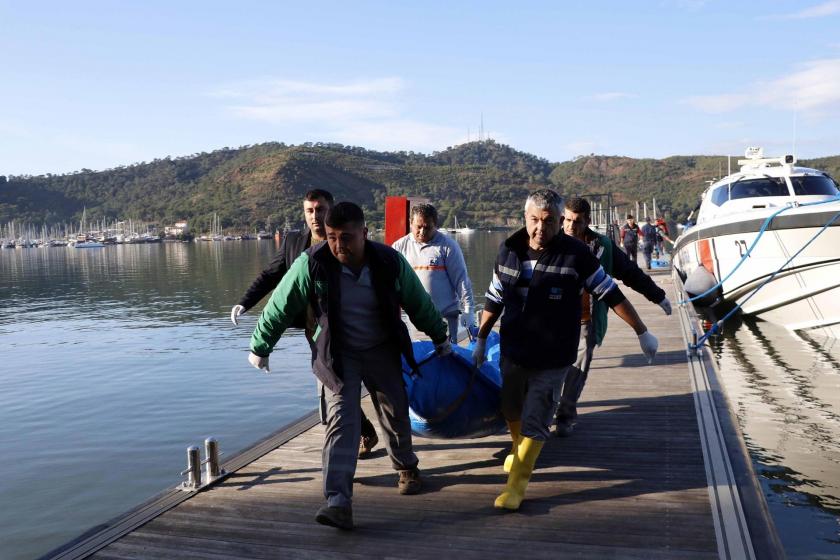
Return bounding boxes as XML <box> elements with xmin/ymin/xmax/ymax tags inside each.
<box><xmin>672</xmin><ymin>147</ymin><xmax>840</xmax><ymax>338</ymax></box>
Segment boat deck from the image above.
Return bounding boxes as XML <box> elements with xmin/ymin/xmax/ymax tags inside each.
<box><xmin>49</xmin><ymin>273</ymin><xmax>780</xmax><ymax>559</ymax></box>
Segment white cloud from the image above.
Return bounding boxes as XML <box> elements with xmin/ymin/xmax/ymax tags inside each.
<box><xmin>211</xmin><ymin>77</ymin><xmax>404</xmax><ymax>100</ymax></box>
<box><xmin>213</xmin><ymin>77</ymin><xmax>403</xmax><ymax>122</ymax></box>
<box><xmin>684</xmin><ymin>58</ymin><xmax>840</xmax><ymax>114</ymax></box>
<box><xmin>766</xmin><ymin>0</ymin><xmax>840</xmax><ymax>19</ymax></box>
<box><xmin>230</xmin><ymin>99</ymin><xmax>397</xmax><ymax>123</ymax></box>
<box><xmin>591</xmin><ymin>92</ymin><xmax>636</xmax><ymax>102</ymax></box>
<box><xmin>327</xmin><ymin>119</ymin><xmax>463</xmax><ymax>152</ymax></box>
<box><xmin>684</xmin><ymin>93</ymin><xmax>751</xmax><ymax>113</ymax></box>
<box><xmin>213</xmin><ymin>77</ymin><xmax>466</xmax><ymax>153</ymax></box>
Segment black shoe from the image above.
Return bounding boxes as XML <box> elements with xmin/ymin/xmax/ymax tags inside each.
<box><xmin>358</xmin><ymin>431</ymin><xmax>379</xmax><ymax>459</ymax></box>
<box><xmin>315</xmin><ymin>505</ymin><xmax>353</xmax><ymax>530</ymax></box>
<box><xmin>398</xmin><ymin>468</ymin><xmax>422</xmax><ymax>495</ymax></box>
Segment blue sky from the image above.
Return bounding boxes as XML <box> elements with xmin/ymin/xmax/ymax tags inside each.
<box><xmin>2</xmin><ymin>0</ymin><xmax>840</xmax><ymax>175</ymax></box>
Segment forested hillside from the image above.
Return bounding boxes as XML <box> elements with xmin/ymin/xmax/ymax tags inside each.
<box><xmin>2</xmin><ymin>140</ymin><xmax>837</xmax><ymax>231</ymax></box>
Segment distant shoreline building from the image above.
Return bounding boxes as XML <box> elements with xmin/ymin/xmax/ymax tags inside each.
<box><xmin>164</xmin><ymin>221</ymin><xmax>189</xmax><ymax>236</ymax></box>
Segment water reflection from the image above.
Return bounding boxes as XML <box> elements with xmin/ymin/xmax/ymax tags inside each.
<box><xmin>710</xmin><ymin>317</ymin><xmax>840</xmax><ymax>556</ymax></box>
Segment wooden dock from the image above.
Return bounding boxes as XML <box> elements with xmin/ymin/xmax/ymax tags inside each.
<box><xmin>47</xmin><ymin>273</ymin><xmax>783</xmax><ymax>559</ymax></box>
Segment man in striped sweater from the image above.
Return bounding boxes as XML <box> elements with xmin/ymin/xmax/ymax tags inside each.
<box><xmin>472</xmin><ymin>189</ymin><xmax>658</xmax><ymax>511</ymax></box>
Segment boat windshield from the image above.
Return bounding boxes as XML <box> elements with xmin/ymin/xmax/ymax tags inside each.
<box><xmin>729</xmin><ymin>177</ymin><xmax>790</xmax><ymax>200</ymax></box>
<box><xmin>790</xmin><ymin>175</ymin><xmax>840</xmax><ymax>196</ymax></box>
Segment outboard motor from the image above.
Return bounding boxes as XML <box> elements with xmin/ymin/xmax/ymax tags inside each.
<box><xmin>683</xmin><ymin>265</ymin><xmax>721</xmax><ymax>308</ymax></box>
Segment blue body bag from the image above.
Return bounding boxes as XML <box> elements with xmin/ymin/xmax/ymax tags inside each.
<box><xmin>401</xmin><ymin>331</ymin><xmax>504</xmax><ymax>439</ymax></box>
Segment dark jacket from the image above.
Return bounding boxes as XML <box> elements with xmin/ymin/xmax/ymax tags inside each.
<box><xmin>621</xmin><ymin>223</ymin><xmax>640</xmax><ymax>248</ymax></box>
<box><xmin>640</xmin><ymin>223</ymin><xmax>658</xmax><ymax>248</ymax></box>
<box><xmin>585</xmin><ymin>228</ymin><xmax>666</xmax><ymax>345</ymax></box>
<box><xmin>251</xmin><ymin>240</ymin><xmax>447</xmax><ymax>393</ymax></box>
<box><xmin>484</xmin><ymin>228</ymin><xmax>625</xmax><ymax>370</ymax></box>
<box><xmin>238</xmin><ymin>229</ymin><xmax>311</xmax><ymax>312</ymax></box>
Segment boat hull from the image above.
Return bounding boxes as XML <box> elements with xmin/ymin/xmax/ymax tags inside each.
<box><xmin>673</xmin><ymin>204</ymin><xmax>840</xmax><ymax>338</ymax></box>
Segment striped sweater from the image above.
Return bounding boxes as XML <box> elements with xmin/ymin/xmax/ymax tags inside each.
<box><xmin>485</xmin><ymin>228</ymin><xmax>625</xmax><ymax>369</ymax></box>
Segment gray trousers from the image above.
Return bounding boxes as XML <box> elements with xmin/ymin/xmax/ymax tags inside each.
<box><xmin>556</xmin><ymin>321</ymin><xmax>596</xmax><ymax>423</ymax></box>
<box><xmin>322</xmin><ymin>343</ymin><xmax>418</xmax><ymax>508</ymax></box>
<box><xmin>500</xmin><ymin>356</ymin><xmax>569</xmax><ymax>441</ymax></box>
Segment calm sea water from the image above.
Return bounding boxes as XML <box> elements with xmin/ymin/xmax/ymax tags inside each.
<box><xmin>710</xmin><ymin>318</ymin><xmax>840</xmax><ymax>558</ymax></box>
<box><xmin>1</xmin><ymin>233</ymin><xmax>837</xmax><ymax>558</ymax></box>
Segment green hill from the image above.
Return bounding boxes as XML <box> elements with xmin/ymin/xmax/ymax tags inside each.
<box><xmin>2</xmin><ymin>141</ymin><xmax>838</xmax><ymax>231</ymax></box>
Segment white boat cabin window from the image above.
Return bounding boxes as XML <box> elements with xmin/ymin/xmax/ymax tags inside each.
<box><xmin>790</xmin><ymin>175</ymin><xmax>839</xmax><ymax>196</ymax></box>
<box><xmin>730</xmin><ymin>178</ymin><xmax>789</xmax><ymax>200</ymax></box>
<box><xmin>710</xmin><ymin>185</ymin><xmax>729</xmax><ymax>206</ymax></box>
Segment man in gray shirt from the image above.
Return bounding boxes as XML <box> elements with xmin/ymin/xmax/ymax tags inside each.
<box><xmin>392</xmin><ymin>203</ymin><xmax>476</xmax><ymax>342</ymax></box>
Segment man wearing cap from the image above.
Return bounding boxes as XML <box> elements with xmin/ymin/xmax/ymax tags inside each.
<box><xmin>472</xmin><ymin>189</ymin><xmax>658</xmax><ymax>511</ymax></box>
<box><xmin>248</xmin><ymin>202</ymin><xmax>450</xmax><ymax>530</ymax></box>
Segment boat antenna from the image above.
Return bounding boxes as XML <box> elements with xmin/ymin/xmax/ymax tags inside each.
<box><xmin>792</xmin><ymin>104</ymin><xmax>798</xmax><ymax>159</ymax></box>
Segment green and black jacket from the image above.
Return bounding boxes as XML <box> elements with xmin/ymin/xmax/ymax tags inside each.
<box><xmin>586</xmin><ymin>228</ymin><xmax>666</xmax><ymax>346</ymax></box>
<box><xmin>250</xmin><ymin>240</ymin><xmax>448</xmax><ymax>393</ymax></box>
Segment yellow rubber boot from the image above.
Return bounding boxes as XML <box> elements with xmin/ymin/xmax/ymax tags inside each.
<box><xmin>494</xmin><ymin>436</ymin><xmax>544</xmax><ymax>511</ymax></box>
<box><xmin>503</xmin><ymin>420</ymin><xmax>522</xmax><ymax>473</ymax></box>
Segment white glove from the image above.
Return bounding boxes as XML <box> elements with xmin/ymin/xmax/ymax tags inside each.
<box><xmin>638</xmin><ymin>331</ymin><xmax>658</xmax><ymax>364</ymax></box>
<box><xmin>472</xmin><ymin>338</ymin><xmax>487</xmax><ymax>368</ymax></box>
<box><xmin>461</xmin><ymin>313</ymin><xmax>478</xmax><ymax>339</ymax></box>
<box><xmin>658</xmin><ymin>297</ymin><xmax>672</xmax><ymax>316</ymax></box>
<box><xmin>231</xmin><ymin>305</ymin><xmax>246</xmax><ymax>325</ymax></box>
<box><xmin>248</xmin><ymin>352</ymin><xmax>270</xmax><ymax>373</ymax></box>
<box><xmin>461</xmin><ymin>311</ymin><xmax>477</xmax><ymax>329</ymax></box>
<box><xmin>434</xmin><ymin>340</ymin><xmax>452</xmax><ymax>357</ymax></box>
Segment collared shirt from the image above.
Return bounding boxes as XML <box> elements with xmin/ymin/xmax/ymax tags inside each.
<box><xmin>339</xmin><ymin>264</ymin><xmax>389</xmax><ymax>351</ymax></box>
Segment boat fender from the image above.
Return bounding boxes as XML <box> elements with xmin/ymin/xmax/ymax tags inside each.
<box><xmin>683</xmin><ymin>265</ymin><xmax>720</xmax><ymax>308</ymax></box>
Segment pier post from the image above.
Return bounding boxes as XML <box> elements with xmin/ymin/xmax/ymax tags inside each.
<box><xmin>204</xmin><ymin>437</ymin><xmax>223</xmax><ymax>481</ymax></box>
<box><xmin>180</xmin><ymin>445</ymin><xmax>202</xmax><ymax>490</ymax></box>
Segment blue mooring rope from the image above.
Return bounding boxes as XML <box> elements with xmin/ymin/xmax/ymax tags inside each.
<box><xmin>690</xmin><ymin>203</ymin><xmax>840</xmax><ymax>350</ymax></box>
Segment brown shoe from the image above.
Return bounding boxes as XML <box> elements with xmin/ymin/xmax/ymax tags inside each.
<box><xmin>358</xmin><ymin>432</ymin><xmax>379</xmax><ymax>459</ymax></box>
<box><xmin>398</xmin><ymin>468</ymin><xmax>422</xmax><ymax>495</ymax></box>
